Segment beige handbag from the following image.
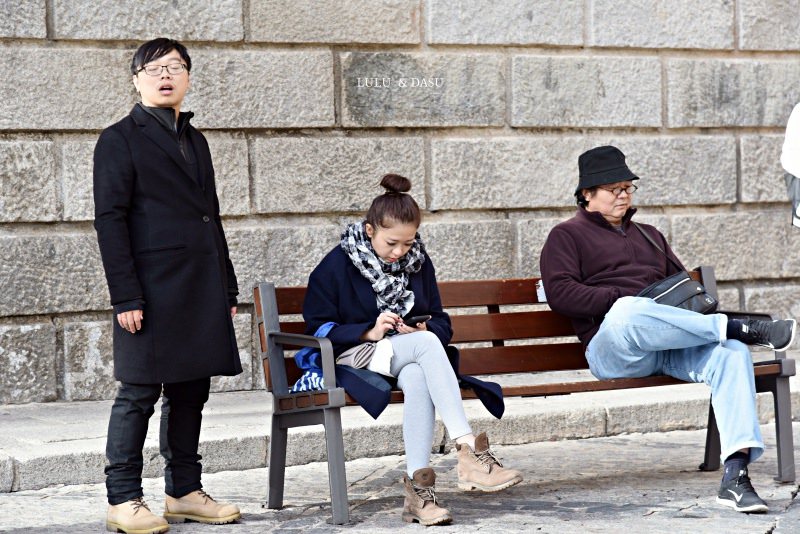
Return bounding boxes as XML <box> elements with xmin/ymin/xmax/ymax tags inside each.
<box><xmin>335</xmin><ymin>342</ymin><xmax>376</xmax><ymax>368</ymax></box>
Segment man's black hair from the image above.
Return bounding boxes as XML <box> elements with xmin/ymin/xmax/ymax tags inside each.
<box><xmin>130</xmin><ymin>38</ymin><xmax>191</xmax><ymax>75</ymax></box>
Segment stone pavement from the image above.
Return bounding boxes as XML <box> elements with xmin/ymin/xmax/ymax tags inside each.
<box><xmin>1</xmin><ymin>366</ymin><xmax>799</xmax><ymax>532</ymax></box>
<box><xmin>0</xmin><ymin>423</ymin><xmax>798</xmax><ymax>533</ymax></box>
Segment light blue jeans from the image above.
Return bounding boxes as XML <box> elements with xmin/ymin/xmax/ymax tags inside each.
<box><xmin>389</xmin><ymin>331</ymin><xmax>472</xmax><ymax>476</ymax></box>
<box><xmin>586</xmin><ymin>296</ymin><xmax>764</xmax><ymax>463</ymax></box>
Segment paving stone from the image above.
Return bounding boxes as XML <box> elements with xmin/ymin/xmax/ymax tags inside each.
<box><xmin>0</xmin><ymin>48</ymin><xmax>134</xmax><ymax>131</ymax></box>
<box><xmin>184</xmin><ymin>50</ymin><xmax>334</xmax><ymax>129</ymax></box>
<box><xmin>252</xmin><ymin>137</ymin><xmax>424</xmax><ymax>214</ymax></box>
<box><xmin>0</xmin><ymin>140</ymin><xmax>58</xmax><ymax>222</ymax></box>
<box><xmin>511</xmin><ymin>55</ymin><xmax>662</xmax><ymax>127</ymax></box>
<box><xmin>671</xmin><ymin>211</ymin><xmax>800</xmax><ymax>281</ymax></box>
<box><xmin>428</xmin><ymin>0</ymin><xmax>582</xmax><ymax>45</ymax></box>
<box><xmin>341</xmin><ymin>52</ymin><xmax>505</xmax><ymax>127</ymax></box>
<box><xmin>62</xmin><ymin>321</ymin><xmax>115</xmax><ymax>401</ymax></box>
<box><xmin>739</xmin><ymin>0</ymin><xmax>800</xmax><ymax>51</ymax></box>
<box><xmin>740</xmin><ymin>134</ymin><xmax>789</xmax><ymax>203</ymax></box>
<box><xmin>423</xmin><ymin>221</ymin><xmax>515</xmax><ymax>280</ymax></box>
<box><xmin>0</xmin><ymin>0</ymin><xmax>46</xmax><ymax>38</ymax></box>
<box><xmin>0</xmin><ymin>323</ymin><xmax>57</xmax><ymax>404</ymax></box>
<box><xmin>61</xmin><ymin>138</ymin><xmax>95</xmax><ymax>221</ymax></box>
<box><xmin>715</xmin><ymin>287</ymin><xmax>741</xmax><ymax>311</ymax></box>
<box><xmin>0</xmin><ymin>234</ymin><xmax>108</xmax><ymax>317</ymax></box>
<box><xmin>0</xmin><ymin>452</ymin><xmax>11</xmax><ymax>493</ymax></box>
<box><xmin>249</xmin><ymin>0</ymin><xmax>419</xmax><ymax>44</ymax></box>
<box><xmin>52</xmin><ymin>0</ymin><xmax>243</xmax><ymax>41</ymax></box>
<box><xmin>667</xmin><ymin>58</ymin><xmax>800</xmax><ymax>127</ymax></box>
<box><xmin>430</xmin><ymin>136</ymin><xmax>734</xmax><ymax>210</ymax></box>
<box><xmin>205</xmin><ymin>132</ymin><xmax>250</xmax><ymax>216</ymax></box>
<box><xmin>590</xmin><ymin>0</ymin><xmax>733</xmax><ymax>49</ymax></box>
<box><xmin>225</xmin><ymin>224</ymin><xmax>341</xmax><ymax>301</ymax></box>
<box><xmin>0</xmin><ymin>48</ymin><xmax>331</xmax><ymax>130</ymax></box>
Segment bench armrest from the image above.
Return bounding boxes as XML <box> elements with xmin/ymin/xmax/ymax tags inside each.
<box><xmin>266</xmin><ymin>331</ymin><xmax>338</xmax><ymax>393</ymax></box>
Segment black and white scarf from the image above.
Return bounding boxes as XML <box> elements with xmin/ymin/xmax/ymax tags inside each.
<box><xmin>340</xmin><ymin>222</ymin><xmax>426</xmax><ymax>317</ymax></box>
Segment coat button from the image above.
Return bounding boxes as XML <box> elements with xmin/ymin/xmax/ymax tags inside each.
<box><xmin>202</xmin><ymin>215</ymin><xmax>210</xmax><ymax>222</ymax></box>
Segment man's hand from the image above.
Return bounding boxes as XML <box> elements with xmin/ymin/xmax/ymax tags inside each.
<box><xmin>117</xmin><ymin>309</ymin><xmax>143</xmax><ymax>333</ymax></box>
<box><xmin>231</xmin><ymin>306</ymin><xmax>237</xmax><ymax>318</ymax></box>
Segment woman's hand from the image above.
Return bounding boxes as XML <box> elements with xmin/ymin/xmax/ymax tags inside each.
<box><xmin>362</xmin><ymin>312</ymin><xmax>400</xmax><ymax>341</ymax></box>
<box><xmin>396</xmin><ymin>320</ymin><xmax>427</xmax><ymax>334</ymax></box>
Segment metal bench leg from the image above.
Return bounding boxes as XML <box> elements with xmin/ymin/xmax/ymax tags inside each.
<box><xmin>323</xmin><ymin>408</ymin><xmax>349</xmax><ymax>525</ymax></box>
<box><xmin>699</xmin><ymin>399</ymin><xmax>721</xmax><ymax>472</ymax></box>
<box><xmin>267</xmin><ymin>414</ymin><xmax>288</xmax><ymax>509</ymax></box>
<box><xmin>772</xmin><ymin>377</ymin><xmax>796</xmax><ymax>482</ymax></box>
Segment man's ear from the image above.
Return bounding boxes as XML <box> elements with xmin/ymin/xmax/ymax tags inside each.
<box><xmin>132</xmin><ymin>75</ymin><xmax>139</xmax><ymax>93</ymax></box>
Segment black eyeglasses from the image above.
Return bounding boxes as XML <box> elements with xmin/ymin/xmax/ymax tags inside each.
<box><xmin>598</xmin><ymin>184</ymin><xmax>638</xmax><ymax>196</ymax></box>
<box><xmin>137</xmin><ymin>63</ymin><xmax>188</xmax><ymax>76</ymax></box>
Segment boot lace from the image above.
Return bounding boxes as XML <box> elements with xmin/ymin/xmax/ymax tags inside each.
<box><xmin>475</xmin><ymin>447</ymin><xmax>503</xmax><ymax>468</ymax></box>
<box><xmin>196</xmin><ymin>489</ymin><xmax>217</xmax><ymax>504</ymax></box>
<box><xmin>130</xmin><ymin>497</ymin><xmax>151</xmax><ymax>515</ymax></box>
<box><xmin>412</xmin><ymin>484</ymin><xmax>439</xmax><ymax>505</ymax></box>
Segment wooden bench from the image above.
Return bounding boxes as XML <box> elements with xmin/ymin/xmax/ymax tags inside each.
<box><xmin>254</xmin><ymin>266</ymin><xmax>796</xmax><ymax>525</ymax></box>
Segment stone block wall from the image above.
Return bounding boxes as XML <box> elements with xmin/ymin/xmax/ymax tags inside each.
<box><xmin>1</xmin><ymin>1</ymin><xmax>799</xmax><ymax>403</ymax></box>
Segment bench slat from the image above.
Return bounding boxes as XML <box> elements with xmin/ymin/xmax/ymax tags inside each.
<box><xmin>437</xmin><ymin>279</ymin><xmax>539</xmax><ymax>306</ymax></box>
<box><xmin>450</xmin><ymin>311</ymin><xmax>576</xmax><ymax>342</ymax></box>
<box><xmin>458</xmin><ymin>343</ymin><xmax>587</xmax><ymax>374</ymax></box>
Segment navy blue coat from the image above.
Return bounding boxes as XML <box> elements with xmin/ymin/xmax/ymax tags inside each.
<box><xmin>303</xmin><ymin>245</ymin><xmax>504</xmax><ymax>419</ymax></box>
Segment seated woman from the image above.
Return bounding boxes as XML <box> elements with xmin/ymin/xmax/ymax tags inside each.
<box><xmin>303</xmin><ymin>174</ymin><xmax>522</xmax><ymax>526</ymax></box>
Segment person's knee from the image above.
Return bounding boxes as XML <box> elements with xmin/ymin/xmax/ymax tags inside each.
<box><xmin>605</xmin><ymin>296</ymin><xmax>648</xmax><ymax>322</ymax></box>
<box><xmin>397</xmin><ymin>363</ymin><xmax>427</xmax><ymax>394</ymax></box>
<box><xmin>116</xmin><ymin>383</ymin><xmax>161</xmax><ymax>409</ymax></box>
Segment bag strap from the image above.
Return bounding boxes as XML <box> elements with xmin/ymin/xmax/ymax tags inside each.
<box><xmin>632</xmin><ymin>222</ymin><xmax>683</xmax><ymax>273</ymax></box>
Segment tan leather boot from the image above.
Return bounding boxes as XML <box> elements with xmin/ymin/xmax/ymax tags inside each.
<box><xmin>106</xmin><ymin>497</ymin><xmax>169</xmax><ymax>534</ymax></box>
<box><xmin>401</xmin><ymin>467</ymin><xmax>452</xmax><ymax>526</ymax></box>
<box><xmin>163</xmin><ymin>489</ymin><xmax>241</xmax><ymax>525</ymax></box>
<box><xmin>456</xmin><ymin>432</ymin><xmax>523</xmax><ymax>492</ymax></box>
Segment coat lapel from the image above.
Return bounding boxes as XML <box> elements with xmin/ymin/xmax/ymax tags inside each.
<box><xmin>130</xmin><ymin>105</ymin><xmax>195</xmax><ymax>183</ymax></box>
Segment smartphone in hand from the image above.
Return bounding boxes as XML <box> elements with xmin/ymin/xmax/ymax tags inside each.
<box><xmin>403</xmin><ymin>314</ymin><xmax>432</xmax><ymax>327</ymax></box>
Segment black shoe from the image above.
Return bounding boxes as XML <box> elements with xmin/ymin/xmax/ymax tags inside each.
<box><xmin>716</xmin><ymin>468</ymin><xmax>768</xmax><ymax>513</ymax></box>
<box><xmin>738</xmin><ymin>318</ymin><xmax>796</xmax><ymax>351</ymax></box>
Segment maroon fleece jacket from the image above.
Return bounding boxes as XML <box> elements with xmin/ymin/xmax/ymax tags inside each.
<box><xmin>539</xmin><ymin>207</ymin><xmax>684</xmax><ymax>347</ymax></box>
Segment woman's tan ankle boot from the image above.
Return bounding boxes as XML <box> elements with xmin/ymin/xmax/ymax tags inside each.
<box><xmin>456</xmin><ymin>432</ymin><xmax>523</xmax><ymax>492</ymax></box>
<box><xmin>401</xmin><ymin>467</ymin><xmax>452</xmax><ymax>526</ymax></box>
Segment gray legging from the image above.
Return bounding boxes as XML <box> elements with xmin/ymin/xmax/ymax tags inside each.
<box><xmin>388</xmin><ymin>331</ymin><xmax>472</xmax><ymax>475</ymax></box>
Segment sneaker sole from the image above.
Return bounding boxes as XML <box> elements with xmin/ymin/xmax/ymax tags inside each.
<box><xmin>458</xmin><ymin>475</ymin><xmax>523</xmax><ymax>493</ymax></box>
<box><xmin>163</xmin><ymin>511</ymin><xmax>241</xmax><ymax>525</ymax></box>
<box><xmin>715</xmin><ymin>496</ymin><xmax>768</xmax><ymax>514</ymax></box>
<box><xmin>105</xmin><ymin>521</ymin><xmax>169</xmax><ymax>534</ymax></box>
<box><xmin>401</xmin><ymin>511</ymin><xmax>452</xmax><ymax>525</ymax></box>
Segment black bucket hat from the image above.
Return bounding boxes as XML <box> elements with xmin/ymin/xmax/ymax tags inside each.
<box><xmin>575</xmin><ymin>145</ymin><xmax>639</xmax><ymax>195</ymax></box>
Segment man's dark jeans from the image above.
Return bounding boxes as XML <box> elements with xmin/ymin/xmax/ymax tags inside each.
<box><xmin>105</xmin><ymin>378</ymin><xmax>211</xmax><ymax>505</ymax></box>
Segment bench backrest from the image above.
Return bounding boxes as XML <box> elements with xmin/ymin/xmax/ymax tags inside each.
<box><xmin>254</xmin><ymin>269</ymin><xmax>716</xmax><ymax>392</ymax></box>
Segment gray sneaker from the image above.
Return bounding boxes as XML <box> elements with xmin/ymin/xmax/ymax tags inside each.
<box><xmin>739</xmin><ymin>319</ymin><xmax>796</xmax><ymax>351</ymax></box>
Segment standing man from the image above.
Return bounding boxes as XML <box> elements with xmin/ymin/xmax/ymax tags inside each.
<box><xmin>539</xmin><ymin>145</ymin><xmax>796</xmax><ymax>514</ymax></box>
<box><xmin>94</xmin><ymin>38</ymin><xmax>242</xmax><ymax>533</ymax></box>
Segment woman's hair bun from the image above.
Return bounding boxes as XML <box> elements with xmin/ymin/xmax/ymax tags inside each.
<box><xmin>380</xmin><ymin>173</ymin><xmax>411</xmax><ymax>194</ymax></box>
